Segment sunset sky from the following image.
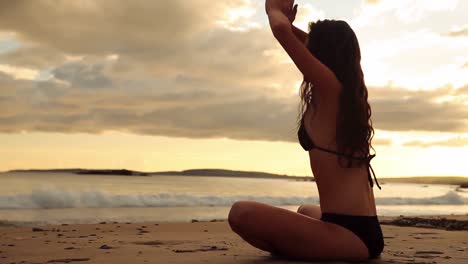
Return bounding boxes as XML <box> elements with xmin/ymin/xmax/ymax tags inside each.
<box><xmin>0</xmin><ymin>0</ymin><xmax>467</xmax><ymax>177</ymax></box>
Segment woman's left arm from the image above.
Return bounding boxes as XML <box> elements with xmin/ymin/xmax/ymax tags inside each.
<box><xmin>266</xmin><ymin>1</ymin><xmax>341</xmax><ymax>100</ymax></box>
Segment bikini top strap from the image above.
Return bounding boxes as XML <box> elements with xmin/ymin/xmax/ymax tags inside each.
<box><xmin>366</xmin><ymin>154</ymin><xmax>381</xmax><ymax>190</ymax></box>
<box><xmin>319</xmin><ymin>148</ymin><xmax>382</xmax><ymax>190</ymax></box>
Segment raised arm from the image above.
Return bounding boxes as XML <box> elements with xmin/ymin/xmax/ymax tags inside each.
<box><xmin>292</xmin><ymin>24</ymin><xmax>308</xmax><ymax>43</ymax></box>
<box><xmin>285</xmin><ymin>3</ymin><xmax>308</xmax><ymax>43</ymax></box>
<box><xmin>266</xmin><ymin>1</ymin><xmax>341</xmax><ymax>98</ymax></box>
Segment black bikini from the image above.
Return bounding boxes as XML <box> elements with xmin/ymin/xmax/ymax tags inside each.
<box><xmin>298</xmin><ymin>117</ymin><xmax>381</xmax><ymax>190</ymax></box>
<box><xmin>298</xmin><ymin>117</ymin><xmax>384</xmax><ymax>259</ymax></box>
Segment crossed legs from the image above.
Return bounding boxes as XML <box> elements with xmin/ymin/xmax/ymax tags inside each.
<box><xmin>228</xmin><ymin>201</ymin><xmax>369</xmax><ymax>261</ymax></box>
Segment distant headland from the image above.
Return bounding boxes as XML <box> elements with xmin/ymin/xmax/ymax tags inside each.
<box><xmin>4</xmin><ymin>169</ymin><xmax>468</xmax><ymax>186</ymax></box>
<box><xmin>5</xmin><ymin>168</ymin><xmax>314</xmax><ymax>181</ymax></box>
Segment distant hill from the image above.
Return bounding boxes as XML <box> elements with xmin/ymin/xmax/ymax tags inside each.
<box><xmin>8</xmin><ymin>168</ymin><xmax>84</xmax><ymax>173</ymax></box>
<box><xmin>381</xmin><ymin>176</ymin><xmax>468</xmax><ymax>186</ymax></box>
<box><xmin>8</xmin><ymin>168</ymin><xmax>149</xmax><ymax>176</ymax></box>
<box><xmin>150</xmin><ymin>169</ymin><xmax>312</xmax><ymax>180</ymax></box>
<box><xmin>7</xmin><ymin>169</ymin><xmax>466</xmax><ymax>186</ymax></box>
<box><xmin>6</xmin><ymin>168</ymin><xmax>312</xmax><ymax>180</ymax></box>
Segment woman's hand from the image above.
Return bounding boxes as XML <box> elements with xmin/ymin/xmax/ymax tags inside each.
<box><xmin>265</xmin><ymin>0</ymin><xmax>297</xmax><ymax>23</ymax></box>
<box><xmin>286</xmin><ymin>3</ymin><xmax>298</xmax><ymax>23</ymax></box>
<box><xmin>266</xmin><ymin>0</ymin><xmax>294</xmax><ymax>36</ymax></box>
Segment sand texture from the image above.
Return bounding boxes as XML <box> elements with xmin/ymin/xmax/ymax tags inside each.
<box><xmin>1</xmin><ymin>216</ymin><xmax>467</xmax><ymax>264</ymax></box>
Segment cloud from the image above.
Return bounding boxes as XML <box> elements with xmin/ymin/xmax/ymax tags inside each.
<box><xmin>0</xmin><ymin>70</ymin><xmax>300</xmax><ymax>141</ymax></box>
<box><xmin>353</xmin><ymin>0</ymin><xmax>459</xmax><ymax>27</ymax></box>
<box><xmin>215</xmin><ymin>0</ymin><xmax>260</xmax><ymax>31</ymax></box>
<box><xmin>364</xmin><ymin>0</ymin><xmax>380</xmax><ymax>4</ymax></box>
<box><xmin>360</xmin><ymin>28</ymin><xmax>468</xmax><ymax>89</ymax></box>
<box><xmin>0</xmin><ymin>64</ymin><xmax>38</xmax><ymax>80</ymax></box>
<box><xmin>0</xmin><ymin>45</ymin><xmax>66</xmax><ymax>69</ymax></box>
<box><xmin>1</xmin><ymin>68</ymin><xmax>467</xmax><ymax>143</ymax></box>
<box><xmin>0</xmin><ymin>0</ymin><xmax>252</xmax><ymax>55</ymax></box>
<box><xmin>294</xmin><ymin>3</ymin><xmax>326</xmax><ymax>31</ymax></box>
<box><xmin>0</xmin><ymin>0</ymin><xmax>466</xmax><ymax>146</ymax></box>
<box><xmin>370</xmin><ymin>85</ymin><xmax>468</xmax><ymax>132</ymax></box>
<box><xmin>0</xmin><ymin>0</ymin><xmax>296</xmax><ymax>94</ymax></box>
<box><xmin>404</xmin><ymin>136</ymin><xmax>468</xmax><ymax>147</ymax></box>
<box><xmin>372</xmin><ymin>138</ymin><xmax>392</xmax><ymax>146</ymax></box>
<box><xmin>448</xmin><ymin>24</ymin><xmax>468</xmax><ymax>37</ymax></box>
<box><xmin>52</xmin><ymin>62</ymin><xmax>112</xmax><ymax>89</ymax></box>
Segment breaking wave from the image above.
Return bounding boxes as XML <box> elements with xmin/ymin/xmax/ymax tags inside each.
<box><xmin>0</xmin><ymin>188</ymin><xmax>466</xmax><ymax>209</ymax></box>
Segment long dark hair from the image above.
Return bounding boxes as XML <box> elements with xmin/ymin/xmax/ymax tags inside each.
<box><xmin>297</xmin><ymin>19</ymin><xmax>374</xmax><ymax>168</ymax></box>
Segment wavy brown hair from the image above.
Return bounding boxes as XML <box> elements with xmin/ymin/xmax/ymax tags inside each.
<box><xmin>297</xmin><ymin>19</ymin><xmax>375</xmax><ymax>168</ymax></box>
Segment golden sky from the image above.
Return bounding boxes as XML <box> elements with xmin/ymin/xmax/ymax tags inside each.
<box><xmin>0</xmin><ymin>0</ymin><xmax>467</xmax><ymax>177</ymax></box>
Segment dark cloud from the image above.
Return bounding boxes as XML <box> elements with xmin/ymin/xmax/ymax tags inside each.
<box><xmin>1</xmin><ymin>69</ymin><xmax>467</xmax><ymax>144</ymax></box>
<box><xmin>0</xmin><ymin>0</ymin><xmax>242</xmax><ymax>55</ymax></box>
<box><xmin>0</xmin><ymin>0</ymin><xmax>289</xmax><ymax>93</ymax></box>
<box><xmin>52</xmin><ymin>63</ymin><xmax>112</xmax><ymax>89</ymax></box>
<box><xmin>0</xmin><ymin>72</ymin><xmax>299</xmax><ymax>142</ymax></box>
<box><xmin>370</xmin><ymin>85</ymin><xmax>468</xmax><ymax>132</ymax></box>
<box><xmin>0</xmin><ymin>1</ymin><xmax>466</xmax><ymax>147</ymax></box>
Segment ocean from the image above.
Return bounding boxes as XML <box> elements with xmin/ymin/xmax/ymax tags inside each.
<box><xmin>1</xmin><ymin>172</ymin><xmax>467</xmax><ymax>225</ymax></box>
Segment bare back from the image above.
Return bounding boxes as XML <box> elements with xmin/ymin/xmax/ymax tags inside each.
<box><xmin>302</xmin><ymin>96</ymin><xmax>377</xmax><ymax>216</ymax></box>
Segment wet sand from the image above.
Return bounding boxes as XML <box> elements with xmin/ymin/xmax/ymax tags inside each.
<box><xmin>1</xmin><ymin>215</ymin><xmax>467</xmax><ymax>264</ymax></box>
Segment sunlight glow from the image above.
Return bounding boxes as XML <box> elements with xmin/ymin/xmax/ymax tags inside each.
<box><xmin>0</xmin><ymin>64</ymin><xmax>39</xmax><ymax>80</ymax></box>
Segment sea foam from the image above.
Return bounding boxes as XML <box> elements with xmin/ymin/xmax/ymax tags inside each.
<box><xmin>0</xmin><ymin>188</ymin><xmax>466</xmax><ymax>209</ymax></box>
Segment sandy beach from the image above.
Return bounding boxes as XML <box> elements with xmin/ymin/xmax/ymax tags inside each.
<box><xmin>1</xmin><ymin>215</ymin><xmax>467</xmax><ymax>264</ymax></box>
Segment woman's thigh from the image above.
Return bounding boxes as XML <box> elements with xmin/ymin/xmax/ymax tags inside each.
<box><xmin>228</xmin><ymin>200</ymin><xmax>369</xmax><ymax>262</ymax></box>
<box><xmin>297</xmin><ymin>204</ymin><xmax>322</xmax><ymax>219</ymax></box>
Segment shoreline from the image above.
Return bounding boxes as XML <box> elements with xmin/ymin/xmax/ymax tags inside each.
<box><xmin>2</xmin><ymin>215</ymin><xmax>467</xmax><ymax>264</ymax></box>
<box><xmin>2</xmin><ymin>214</ymin><xmax>468</xmax><ymax>228</ymax></box>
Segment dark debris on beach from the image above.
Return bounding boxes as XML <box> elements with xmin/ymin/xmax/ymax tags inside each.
<box><xmin>381</xmin><ymin>216</ymin><xmax>468</xmax><ymax>231</ymax></box>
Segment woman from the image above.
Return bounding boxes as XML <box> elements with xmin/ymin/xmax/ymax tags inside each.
<box><xmin>227</xmin><ymin>0</ymin><xmax>384</xmax><ymax>261</ymax></box>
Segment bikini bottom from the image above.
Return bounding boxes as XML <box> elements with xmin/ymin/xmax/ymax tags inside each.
<box><xmin>320</xmin><ymin>212</ymin><xmax>384</xmax><ymax>259</ymax></box>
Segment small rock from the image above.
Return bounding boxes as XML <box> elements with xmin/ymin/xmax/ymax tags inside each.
<box><xmin>47</xmin><ymin>258</ymin><xmax>90</xmax><ymax>263</ymax></box>
<box><xmin>99</xmin><ymin>245</ymin><xmax>113</xmax><ymax>250</ymax></box>
<box><xmin>415</xmin><ymin>251</ymin><xmax>444</xmax><ymax>254</ymax></box>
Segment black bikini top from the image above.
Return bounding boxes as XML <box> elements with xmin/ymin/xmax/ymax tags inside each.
<box><xmin>298</xmin><ymin>117</ymin><xmax>381</xmax><ymax>189</ymax></box>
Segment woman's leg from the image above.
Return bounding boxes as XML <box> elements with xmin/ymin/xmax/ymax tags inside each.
<box><xmin>228</xmin><ymin>200</ymin><xmax>369</xmax><ymax>262</ymax></box>
<box><xmin>297</xmin><ymin>204</ymin><xmax>322</xmax><ymax>219</ymax></box>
